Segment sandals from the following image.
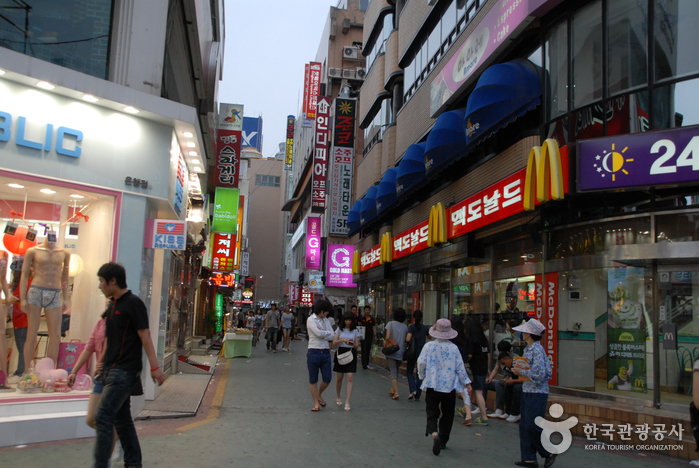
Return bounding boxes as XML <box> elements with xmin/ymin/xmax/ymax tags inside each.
<box><xmin>408</xmin><ymin>392</ymin><xmax>415</xmax><ymax>401</ymax></box>
<box><xmin>337</xmin><ymin>397</ymin><xmax>343</xmax><ymax>406</ymax></box>
<box><xmin>392</xmin><ymin>394</ymin><xmax>400</xmax><ymax>400</ymax></box>
<box><xmin>318</xmin><ymin>399</ymin><xmax>326</xmax><ymax>407</ymax></box>
<box><xmin>388</xmin><ymin>390</ymin><xmax>395</xmax><ymax>396</ymax></box>
<box><xmin>311</xmin><ymin>407</ymin><xmax>320</xmax><ymax>412</ymax></box>
<box><xmin>345</xmin><ymin>403</ymin><xmax>351</xmax><ymax>412</ymax></box>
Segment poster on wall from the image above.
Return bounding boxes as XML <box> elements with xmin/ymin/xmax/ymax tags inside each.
<box><xmin>215</xmin><ymin>103</ymin><xmax>244</xmax><ymax>188</ymax></box>
<box><xmin>606</xmin><ymin>268</ymin><xmax>648</xmax><ymax>393</ymax></box>
<box><xmin>308</xmin><ymin>270</ymin><xmax>324</xmax><ymax>294</ymax></box>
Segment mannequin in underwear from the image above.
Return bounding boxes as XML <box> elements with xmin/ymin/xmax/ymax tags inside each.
<box><xmin>20</xmin><ymin>233</ymin><xmax>70</xmax><ymax>373</ymax></box>
<box><xmin>0</xmin><ymin>251</ymin><xmax>11</xmax><ymax>387</ymax></box>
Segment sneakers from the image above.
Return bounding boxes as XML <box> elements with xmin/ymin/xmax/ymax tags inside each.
<box><xmin>461</xmin><ymin>418</ymin><xmax>473</xmax><ymax>426</ymax></box>
<box><xmin>473</xmin><ymin>417</ymin><xmax>489</xmax><ymax>426</ymax></box>
<box><xmin>471</xmin><ymin>407</ymin><xmax>481</xmax><ymax>415</ymax></box>
<box><xmin>506</xmin><ymin>414</ymin><xmax>521</xmax><ymax>423</ymax></box>
<box><xmin>487</xmin><ymin>409</ymin><xmax>509</xmax><ymax>419</ymax></box>
<box><xmin>455</xmin><ymin>407</ymin><xmax>467</xmax><ymax>419</ymax></box>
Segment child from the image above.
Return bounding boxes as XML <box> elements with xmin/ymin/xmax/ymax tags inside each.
<box><xmin>485</xmin><ymin>340</ymin><xmax>522</xmax><ymax>422</ymax></box>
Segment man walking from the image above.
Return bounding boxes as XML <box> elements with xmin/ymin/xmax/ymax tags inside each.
<box><xmin>265</xmin><ymin>303</ymin><xmax>281</xmax><ymax>353</ymax></box>
<box><xmin>359</xmin><ymin>305</ymin><xmax>376</xmax><ymax>369</ymax></box>
<box><xmin>94</xmin><ymin>262</ymin><xmax>164</xmax><ymax>468</ymax></box>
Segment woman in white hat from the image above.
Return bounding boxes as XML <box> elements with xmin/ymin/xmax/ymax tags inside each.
<box><xmin>417</xmin><ymin>318</ymin><xmax>472</xmax><ymax>456</ymax></box>
<box><xmin>511</xmin><ymin>318</ymin><xmax>555</xmax><ymax>468</ymax></box>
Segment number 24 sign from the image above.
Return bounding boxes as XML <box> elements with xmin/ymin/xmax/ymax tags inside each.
<box><xmin>578</xmin><ymin>125</ymin><xmax>699</xmax><ymax>192</ymax></box>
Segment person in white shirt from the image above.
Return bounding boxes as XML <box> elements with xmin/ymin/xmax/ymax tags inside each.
<box><xmin>418</xmin><ymin>318</ymin><xmax>473</xmax><ymax>456</ymax></box>
<box><xmin>306</xmin><ymin>300</ymin><xmax>336</xmax><ymax>412</ymax></box>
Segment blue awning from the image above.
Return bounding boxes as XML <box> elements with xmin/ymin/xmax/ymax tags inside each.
<box><xmin>347</xmin><ymin>200</ymin><xmax>362</xmax><ymax>235</ymax></box>
<box><xmin>464</xmin><ymin>59</ymin><xmax>542</xmax><ymax>147</ymax></box>
<box><xmin>359</xmin><ymin>185</ymin><xmax>379</xmax><ymax>225</ymax></box>
<box><xmin>396</xmin><ymin>142</ymin><xmax>427</xmax><ymax>196</ymax></box>
<box><xmin>376</xmin><ymin>168</ymin><xmax>398</xmax><ymax>213</ymax></box>
<box><xmin>424</xmin><ymin>109</ymin><xmax>467</xmax><ymax>175</ymax></box>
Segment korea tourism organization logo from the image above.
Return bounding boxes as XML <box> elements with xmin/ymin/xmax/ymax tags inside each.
<box><xmin>592</xmin><ymin>142</ymin><xmax>634</xmax><ymax>182</ymax></box>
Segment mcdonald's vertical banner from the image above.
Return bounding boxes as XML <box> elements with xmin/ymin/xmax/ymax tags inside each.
<box><xmin>215</xmin><ymin>103</ymin><xmax>244</xmax><ymax>188</ymax></box>
<box><xmin>533</xmin><ymin>274</ymin><xmax>558</xmax><ymax>386</ymax></box>
<box><xmin>311</xmin><ymin>96</ymin><xmax>331</xmax><ymax>213</ymax></box>
<box><xmin>285</xmin><ymin>116</ymin><xmax>295</xmax><ymax>171</ymax></box>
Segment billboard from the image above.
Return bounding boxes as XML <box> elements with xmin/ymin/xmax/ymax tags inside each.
<box><xmin>212</xmin><ymin>232</ymin><xmax>236</xmax><ymax>272</ymax></box>
<box><xmin>212</xmin><ymin>187</ymin><xmax>239</xmax><ymax>233</ymax></box>
<box><xmin>326</xmin><ymin>244</ymin><xmax>356</xmax><ymax>288</ymax></box>
<box><xmin>311</xmin><ymin>96</ymin><xmax>331</xmax><ymax>213</ymax></box>
<box><xmin>330</xmin><ymin>98</ymin><xmax>356</xmax><ymax>235</ymax></box>
<box><xmin>215</xmin><ymin>103</ymin><xmax>244</xmax><ymax>188</ymax></box>
<box><xmin>305</xmin><ymin>216</ymin><xmax>322</xmax><ymax>269</ymax></box>
<box><xmin>242</xmin><ymin>116</ymin><xmax>263</xmax><ymax>152</ymax></box>
<box><xmin>306</xmin><ymin>62</ymin><xmax>322</xmax><ymax>120</ymax></box>
<box><xmin>144</xmin><ymin>219</ymin><xmax>187</xmax><ymax>250</ymax></box>
<box><xmin>285</xmin><ymin>116</ymin><xmax>295</xmax><ymax>171</ymax></box>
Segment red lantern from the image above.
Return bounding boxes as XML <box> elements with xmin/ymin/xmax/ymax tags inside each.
<box><xmin>3</xmin><ymin>226</ymin><xmax>37</xmax><ymax>255</ymax></box>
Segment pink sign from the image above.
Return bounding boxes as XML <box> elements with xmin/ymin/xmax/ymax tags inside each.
<box><xmin>311</xmin><ymin>96</ymin><xmax>331</xmax><ymax>212</ymax></box>
<box><xmin>305</xmin><ymin>216</ymin><xmax>322</xmax><ymax>269</ymax></box>
<box><xmin>326</xmin><ymin>244</ymin><xmax>356</xmax><ymax>288</ymax></box>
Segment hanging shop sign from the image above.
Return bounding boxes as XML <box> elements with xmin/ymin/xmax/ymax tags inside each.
<box><xmin>305</xmin><ymin>216</ymin><xmax>322</xmax><ymax>269</ymax></box>
<box><xmin>326</xmin><ymin>244</ymin><xmax>356</xmax><ymax>288</ymax></box>
<box><xmin>311</xmin><ymin>96</ymin><xmax>331</xmax><ymax>212</ymax></box>
<box><xmin>144</xmin><ymin>219</ymin><xmax>187</xmax><ymax>250</ymax></box>
<box><xmin>289</xmin><ymin>283</ymin><xmax>300</xmax><ymax>305</ymax></box>
<box><xmin>392</xmin><ymin>220</ymin><xmax>429</xmax><ymax>260</ymax></box>
<box><xmin>578</xmin><ymin>125</ymin><xmax>699</xmax><ymax>192</ymax></box>
<box><xmin>234</xmin><ymin>197</ymin><xmax>244</xmax><ymax>269</ymax></box>
<box><xmin>211</xmin><ymin>232</ymin><xmax>236</xmax><ymax>272</ymax></box>
<box><xmin>215</xmin><ymin>103</ymin><xmax>244</xmax><ymax>188</ymax></box>
<box><xmin>285</xmin><ymin>116</ymin><xmax>295</xmax><ymax>171</ymax></box>
<box><xmin>211</xmin><ymin>272</ymin><xmax>236</xmax><ymax>287</ymax></box>
<box><xmin>330</xmin><ymin>98</ymin><xmax>356</xmax><ymax>235</ymax></box>
<box><xmin>300</xmin><ymin>285</ymin><xmax>314</xmax><ymax>308</ymax></box>
<box><xmin>212</xmin><ymin>187</ymin><xmax>239</xmax><ymax>233</ymax></box>
<box><xmin>242</xmin><ymin>116</ymin><xmax>263</xmax><ymax>152</ymax></box>
<box><xmin>240</xmin><ymin>251</ymin><xmax>249</xmax><ymax>277</ymax></box>
<box><xmin>174</xmin><ymin>148</ymin><xmax>186</xmax><ymax>215</ymax></box>
<box><xmin>215</xmin><ymin>293</ymin><xmax>224</xmax><ymax>332</ymax></box>
<box><xmin>306</xmin><ymin>62</ymin><xmax>322</xmax><ymax>120</ymax></box>
<box><xmin>533</xmin><ymin>273</ymin><xmax>558</xmax><ymax>386</ymax></box>
<box><xmin>308</xmin><ymin>270</ymin><xmax>324</xmax><ymax>294</ymax></box>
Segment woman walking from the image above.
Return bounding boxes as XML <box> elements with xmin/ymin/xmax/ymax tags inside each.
<box><xmin>511</xmin><ymin>319</ymin><xmax>555</xmax><ymax>468</ymax></box>
<box><xmin>406</xmin><ymin>310</ymin><xmax>429</xmax><ymax>402</ymax></box>
<box><xmin>333</xmin><ymin>313</ymin><xmax>359</xmax><ymax>411</ymax></box>
<box><xmin>466</xmin><ymin>316</ymin><xmax>490</xmax><ymax>426</ymax></box>
<box><xmin>450</xmin><ymin>316</ymin><xmax>473</xmax><ymax>425</ymax></box>
<box><xmin>281</xmin><ymin>307</ymin><xmax>293</xmax><ymax>351</ymax></box>
<box><xmin>384</xmin><ymin>308</ymin><xmax>408</xmax><ymax>399</ymax></box>
<box><xmin>306</xmin><ymin>300</ymin><xmax>336</xmax><ymax>412</ymax></box>
<box><xmin>417</xmin><ymin>318</ymin><xmax>472</xmax><ymax>456</ymax></box>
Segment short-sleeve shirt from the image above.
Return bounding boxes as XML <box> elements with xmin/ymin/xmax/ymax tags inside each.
<box><xmin>266</xmin><ymin>310</ymin><xmax>280</xmax><ymax>328</ymax></box>
<box><xmin>359</xmin><ymin>315</ymin><xmax>376</xmax><ymax>339</ymax></box>
<box><xmin>336</xmin><ymin>328</ymin><xmax>359</xmax><ymax>348</ymax></box>
<box><xmin>385</xmin><ymin>321</ymin><xmax>408</xmax><ymax>361</ymax></box>
<box><xmin>407</xmin><ymin>323</ymin><xmax>429</xmax><ymax>356</ymax></box>
<box><xmin>281</xmin><ymin>312</ymin><xmax>293</xmax><ymax>328</ymax></box>
<box><xmin>103</xmin><ymin>291</ymin><xmax>149</xmax><ymax>374</ymax></box>
<box><xmin>467</xmin><ymin>339</ymin><xmax>489</xmax><ymax>376</ymax></box>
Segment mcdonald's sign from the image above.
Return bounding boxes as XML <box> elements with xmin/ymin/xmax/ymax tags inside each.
<box><xmin>524</xmin><ymin>139</ymin><xmax>569</xmax><ymax>211</ymax></box>
<box><xmin>380</xmin><ymin>232</ymin><xmax>393</xmax><ymax>264</ymax></box>
<box><xmin>428</xmin><ymin>203</ymin><xmax>447</xmax><ymax>247</ymax></box>
<box><xmin>634</xmin><ymin>379</ymin><xmax>645</xmax><ymax>390</ymax></box>
<box><xmin>351</xmin><ymin>249</ymin><xmax>360</xmax><ymax>275</ymax></box>
<box><xmin>393</xmin><ymin>220</ymin><xmax>429</xmax><ymax>260</ymax></box>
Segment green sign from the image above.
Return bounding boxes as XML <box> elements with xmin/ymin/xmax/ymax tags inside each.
<box><xmin>212</xmin><ymin>187</ymin><xmax>239</xmax><ymax>233</ymax></box>
<box><xmin>215</xmin><ymin>293</ymin><xmax>224</xmax><ymax>332</ymax></box>
<box><xmin>453</xmin><ymin>284</ymin><xmax>471</xmax><ymax>293</ymax></box>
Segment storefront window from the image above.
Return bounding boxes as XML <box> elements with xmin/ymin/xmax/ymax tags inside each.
<box><xmin>493</xmin><ymin>237</ymin><xmax>541</xmax><ymax>271</ymax></box>
<box><xmin>453</xmin><ymin>263</ymin><xmax>491</xmax><ymax>318</ymax></box>
<box><xmin>390</xmin><ymin>271</ymin><xmax>406</xmax><ymax>317</ymax></box>
<box><xmin>570</xmin><ymin>101</ymin><xmax>605</xmax><ymax>142</ymax></box>
<box><xmin>654</xmin><ymin>0</ymin><xmax>699</xmax><ymax>83</ymax></box>
<box><xmin>546</xmin><ymin>116</ymin><xmax>570</xmax><ymax>146</ymax></box>
<box><xmin>548</xmin><ymin>217</ymin><xmax>651</xmax><ymax>259</ymax></box>
<box><xmin>607</xmin><ymin>0</ymin><xmax>648</xmax><ymax>96</ymax></box>
<box><xmin>653</xmin><ymin>77</ymin><xmax>699</xmax><ymax>130</ymax></box>
<box><xmin>572</xmin><ymin>1</ymin><xmax>603</xmax><ymax>109</ymax></box>
<box><xmin>0</xmin><ymin>0</ymin><xmax>114</xmax><ymax>79</ymax></box>
<box><xmin>657</xmin><ymin>212</ymin><xmax>699</xmax><ymax>242</ymax></box>
<box><xmin>546</xmin><ymin>21</ymin><xmax>568</xmax><ymax>119</ymax></box>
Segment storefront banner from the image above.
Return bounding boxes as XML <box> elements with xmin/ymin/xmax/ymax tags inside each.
<box><xmin>578</xmin><ymin>125</ymin><xmax>699</xmax><ymax>192</ymax></box>
<box><xmin>311</xmin><ymin>97</ymin><xmax>331</xmax><ymax>212</ymax></box>
<box><xmin>305</xmin><ymin>216</ymin><xmax>322</xmax><ymax>269</ymax></box>
<box><xmin>215</xmin><ymin>293</ymin><xmax>224</xmax><ymax>332</ymax></box>
<box><xmin>430</xmin><ymin>0</ymin><xmax>559</xmax><ymax>115</ymax></box>
<box><xmin>212</xmin><ymin>187</ymin><xmax>239</xmax><ymax>233</ymax></box>
<box><xmin>234</xmin><ymin>197</ymin><xmax>244</xmax><ymax>269</ymax></box>
<box><xmin>211</xmin><ymin>232</ymin><xmax>236</xmax><ymax>272</ymax></box>
<box><xmin>306</xmin><ymin>62</ymin><xmax>322</xmax><ymax>120</ymax></box>
<box><xmin>607</xmin><ymin>268</ymin><xmax>647</xmax><ymax>393</ymax></box>
<box><xmin>240</xmin><ymin>251</ymin><xmax>249</xmax><ymax>277</ymax></box>
<box><xmin>393</xmin><ymin>220</ymin><xmax>429</xmax><ymax>260</ymax></box>
<box><xmin>144</xmin><ymin>219</ymin><xmax>187</xmax><ymax>250</ymax></box>
<box><xmin>302</xmin><ymin>64</ymin><xmax>310</xmax><ymax>117</ymax></box>
<box><xmin>447</xmin><ymin>169</ymin><xmax>525</xmax><ymax>239</ymax></box>
<box><xmin>289</xmin><ymin>283</ymin><xmax>300</xmax><ymax>305</ymax></box>
<box><xmin>360</xmin><ymin>244</ymin><xmax>382</xmax><ymax>272</ymax></box>
<box><xmin>308</xmin><ymin>270</ymin><xmax>324</xmax><ymax>294</ymax></box>
<box><xmin>215</xmin><ymin>103</ymin><xmax>244</xmax><ymax>188</ymax></box>
<box><xmin>300</xmin><ymin>285</ymin><xmax>314</xmax><ymax>307</ymax></box>
<box><xmin>544</xmin><ymin>272</ymin><xmax>558</xmax><ymax>386</ymax></box>
<box><xmin>285</xmin><ymin>116</ymin><xmax>295</xmax><ymax>171</ymax></box>
<box><xmin>211</xmin><ymin>272</ymin><xmax>235</xmax><ymax>287</ymax></box>
<box><xmin>330</xmin><ymin>147</ymin><xmax>353</xmax><ymax>235</ymax></box>
<box><xmin>326</xmin><ymin>244</ymin><xmax>356</xmax><ymax>288</ymax></box>
<box><xmin>242</xmin><ymin>116</ymin><xmax>263</xmax><ymax>152</ymax></box>
<box><xmin>174</xmin><ymin>148</ymin><xmax>186</xmax><ymax>215</ymax></box>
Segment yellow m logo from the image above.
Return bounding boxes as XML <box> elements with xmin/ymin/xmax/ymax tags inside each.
<box><xmin>351</xmin><ymin>249</ymin><xmax>360</xmax><ymax>275</ymax></box>
<box><xmin>524</xmin><ymin>139</ymin><xmax>565</xmax><ymax>211</ymax></box>
<box><xmin>380</xmin><ymin>232</ymin><xmax>392</xmax><ymax>264</ymax></box>
<box><xmin>634</xmin><ymin>378</ymin><xmax>645</xmax><ymax>388</ymax></box>
<box><xmin>428</xmin><ymin>203</ymin><xmax>447</xmax><ymax>247</ymax></box>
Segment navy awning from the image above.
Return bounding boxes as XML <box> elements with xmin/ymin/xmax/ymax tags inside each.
<box><xmin>396</xmin><ymin>142</ymin><xmax>427</xmax><ymax>196</ymax></box>
<box><xmin>347</xmin><ymin>200</ymin><xmax>362</xmax><ymax>235</ymax></box>
<box><xmin>424</xmin><ymin>109</ymin><xmax>467</xmax><ymax>175</ymax></box>
<box><xmin>464</xmin><ymin>59</ymin><xmax>542</xmax><ymax>147</ymax></box>
<box><xmin>359</xmin><ymin>185</ymin><xmax>379</xmax><ymax>225</ymax></box>
<box><xmin>376</xmin><ymin>168</ymin><xmax>398</xmax><ymax>213</ymax></box>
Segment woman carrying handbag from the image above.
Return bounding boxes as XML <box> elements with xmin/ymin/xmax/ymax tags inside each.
<box><xmin>384</xmin><ymin>308</ymin><xmax>408</xmax><ymax>399</ymax></box>
<box><xmin>332</xmin><ymin>313</ymin><xmax>359</xmax><ymax>411</ymax></box>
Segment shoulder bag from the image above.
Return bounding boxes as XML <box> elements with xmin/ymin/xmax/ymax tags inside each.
<box><xmin>382</xmin><ymin>337</ymin><xmax>399</xmax><ymax>355</ymax></box>
<box><xmin>404</xmin><ymin>337</ymin><xmax>416</xmax><ymax>362</ymax></box>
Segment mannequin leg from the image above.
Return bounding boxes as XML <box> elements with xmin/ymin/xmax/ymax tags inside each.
<box><xmin>44</xmin><ymin>306</ymin><xmax>62</xmax><ymax>365</ymax></box>
<box><xmin>24</xmin><ymin>304</ymin><xmax>42</xmax><ymax>373</ymax></box>
<box><xmin>0</xmin><ymin>304</ymin><xmax>7</xmax><ymax>385</ymax></box>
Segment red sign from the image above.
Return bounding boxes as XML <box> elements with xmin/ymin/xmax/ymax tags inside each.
<box><xmin>411</xmin><ymin>292</ymin><xmax>420</xmax><ymax>314</ymax></box>
<box><xmin>212</xmin><ymin>232</ymin><xmax>236</xmax><ymax>272</ymax></box>
<box><xmin>215</xmin><ymin>129</ymin><xmax>242</xmax><ymax>188</ymax></box>
<box><xmin>311</xmin><ymin>96</ymin><xmax>331</xmax><ymax>212</ymax></box>
<box><xmin>302</xmin><ymin>63</ymin><xmax>310</xmax><ymax>116</ymax></box>
<box><xmin>300</xmin><ymin>285</ymin><xmax>314</xmax><ymax>308</ymax></box>
<box><xmin>534</xmin><ymin>273</ymin><xmax>558</xmax><ymax>386</ymax></box>
<box><xmin>359</xmin><ymin>244</ymin><xmax>382</xmax><ymax>272</ymax></box>
<box><xmin>306</xmin><ymin>62</ymin><xmax>321</xmax><ymax>119</ymax></box>
<box><xmin>392</xmin><ymin>220</ymin><xmax>429</xmax><ymax>260</ymax></box>
<box><xmin>211</xmin><ymin>272</ymin><xmax>235</xmax><ymax>287</ymax></box>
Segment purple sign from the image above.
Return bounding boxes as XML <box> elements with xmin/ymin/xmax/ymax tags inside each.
<box><xmin>326</xmin><ymin>244</ymin><xmax>356</xmax><ymax>288</ymax></box>
<box><xmin>430</xmin><ymin>0</ymin><xmax>561</xmax><ymax>115</ymax></box>
<box><xmin>578</xmin><ymin>126</ymin><xmax>699</xmax><ymax>192</ymax></box>
<box><xmin>305</xmin><ymin>217</ymin><xmax>322</xmax><ymax>269</ymax></box>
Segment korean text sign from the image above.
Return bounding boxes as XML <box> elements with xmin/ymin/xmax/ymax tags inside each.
<box><xmin>306</xmin><ymin>62</ymin><xmax>322</xmax><ymax>119</ymax></box>
<box><xmin>212</xmin><ymin>232</ymin><xmax>236</xmax><ymax>272</ymax></box>
<box><xmin>326</xmin><ymin>244</ymin><xmax>356</xmax><ymax>287</ymax></box>
<box><xmin>330</xmin><ymin>98</ymin><xmax>356</xmax><ymax>235</ymax></box>
<box><xmin>311</xmin><ymin>97</ymin><xmax>331</xmax><ymax>212</ymax></box>
<box><xmin>360</xmin><ymin>244</ymin><xmax>382</xmax><ymax>272</ymax></box>
<box><xmin>215</xmin><ymin>103</ymin><xmax>244</xmax><ymax>188</ymax></box>
<box><xmin>285</xmin><ymin>115</ymin><xmax>295</xmax><ymax>171</ymax></box>
<box><xmin>392</xmin><ymin>220</ymin><xmax>429</xmax><ymax>260</ymax></box>
<box><xmin>305</xmin><ymin>216</ymin><xmax>322</xmax><ymax>269</ymax></box>
<box><xmin>212</xmin><ymin>187</ymin><xmax>239</xmax><ymax>233</ymax></box>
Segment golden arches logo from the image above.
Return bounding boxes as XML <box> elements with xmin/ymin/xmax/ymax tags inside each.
<box><xmin>351</xmin><ymin>249</ymin><xmax>360</xmax><ymax>275</ymax></box>
<box><xmin>524</xmin><ymin>139</ymin><xmax>565</xmax><ymax>211</ymax></box>
<box><xmin>428</xmin><ymin>203</ymin><xmax>447</xmax><ymax>247</ymax></box>
<box><xmin>380</xmin><ymin>232</ymin><xmax>393</xmax><ymax>264</ymax></box>
<box><xmin>634</xmin><ymin>378</ymin><xmax>645</xmax><ymax>389</ymax></box>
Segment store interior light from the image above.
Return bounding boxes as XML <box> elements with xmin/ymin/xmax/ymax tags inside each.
<box><xmin>82</xmin><ymin>94</ymin><xmax>99</xmax><ymax>103</ymax></box>
<box><xmin>123</xmin><ymin>106</ymin><xmax>139</xmax><ymax>114</ymax></box>
<box><xmin>192</xmin><ymin>160</ymin><xmax>201</xmax><ymax>165</ymax></box>
<box><xmin>37</xmin><ymin>81</ymin><xmax>55</xmax><ymax>90</ymax></box>
<box><xmin>0</xmin><ymin>70</ymin><xmax>5</xmax><ymax>76</ymax></box>
<box><xmin>70</xmin><ymin>194</ymin><xmax>84</xmax><ymax>198</ymax></box>
<box><xmin>183</xmin><ymin>132</ymin><xmax>194</xmax><ymax>138</ymax></box>
<box><xmin>194</xmin><ymin>166</ymin><xmax>203</xmax><ymax>172</ymax></box>
<box><xmin>40</xmin><ymin>188</ymin><xmax>56</xmax><ymax>194</ymax></box>
<box><xmin>8</xmin><ymin>183</ymin><xmax>24</xmax><ymax>188</ymax></box>
<box><xmin>189</xmin><ymin>151</ymin><xmax>197</xmax><ymax>156</ymax></box>
<box><xmin>186</xmin><ymin>142</ymin><xmax>196</xmax><ymax>148</ymax></box>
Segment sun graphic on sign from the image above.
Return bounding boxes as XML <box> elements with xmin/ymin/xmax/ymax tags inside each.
<box><xmin>339</xmin><ymin>101</ymin><xmax>353</xmax><ymax>114</ymax></box>
<box><xmin>593</xmin><ymin>143</ymin><xmax>634</xmax><ymax>182</ymax></box>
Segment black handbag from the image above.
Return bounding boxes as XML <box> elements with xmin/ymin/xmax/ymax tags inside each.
<box><xmin>404</xmin><ymin>338</ymin><xmax>416</xmax><ymax>362</ymax></box>
<box><xmin>381</xmin><ymin>337</ymin><xmax>399</xmax><ymax>355</ymax></box>
<box><xmin>690</xmin><ymin>402</ymin><xmax>699</xmax><ymax>452</ymax></box>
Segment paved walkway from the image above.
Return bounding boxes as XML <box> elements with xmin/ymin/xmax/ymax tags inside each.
<box><xmin>0</xmin><ymin>339</ymin><xmax>687</xmax><ymax>467</ymax></box>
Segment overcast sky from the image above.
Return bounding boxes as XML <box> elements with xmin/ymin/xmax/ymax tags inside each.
<box><xmin>219</xmin><ymin>0</ymin><xmax>339</xmax><ymax>158</ymax></box>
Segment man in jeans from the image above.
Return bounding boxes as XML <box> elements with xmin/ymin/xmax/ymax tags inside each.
<box><xmin>485</xmin><ymin>352</ymin><xmax>522</xmax><ymax>423</ymax></box>
<box><xmin>265</xmin><ymin>303</ymin><xmax>281</xmax><ymax>353</ymax></box>
<box><xmin>94</xmin><ymin>263</ymin><xmax>164</xmax><ymax>468</ymax></box>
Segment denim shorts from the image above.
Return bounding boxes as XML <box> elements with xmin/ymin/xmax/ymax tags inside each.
<box><xmin>92</xmin><ymin>376</ymin><xmax>104</xmax><ymax>394</ymax></box>
<box><xmin>307</xmin><ymin>349</ymin><xmax>332</xmax><ymax>384</ymax></box>
<box><xmin>471</xmin><ymin>374</ymin><xmax>486</xmax><ymax>391</ymax></box>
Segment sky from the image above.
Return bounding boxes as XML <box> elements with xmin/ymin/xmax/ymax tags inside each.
<box><xmin>219</xmin><ymin>0</ymin><xmax>340</xmax><ymax>159</ymax></box>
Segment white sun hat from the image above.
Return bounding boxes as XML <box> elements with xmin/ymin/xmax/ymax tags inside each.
<box><xmin>512</xmin><ymin>318</ymin><xmax>545</xmax><ymax>335</ymax></box>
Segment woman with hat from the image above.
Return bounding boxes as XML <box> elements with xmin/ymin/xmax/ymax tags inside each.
<box><xmin>511</xmin><ymin>318</ymin><xmax>555</xmax><ymax>468</ymax></box>
<box><xmin>417</xmin><ymin>318</ymin><xmax>472</xmax><ymax>456</ymax></box>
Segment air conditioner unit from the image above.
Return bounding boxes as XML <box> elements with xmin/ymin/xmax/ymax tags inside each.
<box><xmin>343</xmin><ymin>46</ymin><xmax>359</xmax><ymax>60</ymax></box>
<box><xmin>343</xmin><ymin>69</ymin><xmax>356</xmax><ymax>79</ymax></box>
<box><xmin>356</xmin><ymin>68</ymin><xmax>367</xmax><ymax>79</ymax></box>
<box><xmin>328</xmin><ymin>67</ymin><xmax>342</xmax><ymax>78</ymax></box>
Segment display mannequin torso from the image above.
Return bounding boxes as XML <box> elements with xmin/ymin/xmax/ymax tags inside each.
<box><xmin>23</xmin><ymin>243</ymin><xmax>69</xmax><ymax>289</ymax></box>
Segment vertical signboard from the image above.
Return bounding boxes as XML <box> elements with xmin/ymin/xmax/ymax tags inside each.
<box><xmin>234</xmin><ymin>197</ymin><xmax>244</xmax><ymax>268</ymax></box>
<box><xmin>285</xmin><ymin>115</ymin><xmax>295</xmax><ymax>171</ymax></box>
<box><xmin>242</xmin><ymin>116</ymin><xmax>263</xmax><ymax>152</ymax></box>
<box><xmin>212</xmin><ymin>232</ymin><xmax>236</xmax><ymax>272</ymax></box>
<box><xmin>215</xmin><ymin>293</ymin><xmax>224</xmax><ymax>332</ymax></box>
<box><xmin>326</xmin><ymin>244</ymin><xmax>356</xmax><ymax>288</ymax></box>
<box><xmin>212</xmin><ymin>187</ymin><xmax>239</xmax><ymax>233</ymax></box>
<box><xmin>305</xmin><ymin>216</ymin><xmax>322</xmax><ymax>269</ymax></box>
<box><xmin>311</xmin><ymin>96</ymin><xmax>331</xmax><ymax>213</ymax></box>
<box><xmin>306</xmin><ymin>62</ymin><xmax>322</xmax><ymax>120</ymax></box>
<box><xmin>302</xmin><ymin>63</ymin><xmax>310</xmax><ymax>122</ymax></box>
<box><xmin>330</xmin><ymin>98</ymin><xmax>356</xmax><ymax>235</ymax></box>
<box><xmin>240</xmin><ymin>251</ymin><xmax>250</xmax><ymax>277</ymax></box>
<box><xmin>215</xmin><ymin>103</ymin><xmax>244</xmax><ymax>188</ymax></box>
<box><xmin>174</xmin><ymin>151</ymin><xmax>186</xmax><ymax>215</ymax></box>
<box><xmin>533</xmin><ymin>274</ymin><xmax>558</xmax><ymax>386</ymax></box>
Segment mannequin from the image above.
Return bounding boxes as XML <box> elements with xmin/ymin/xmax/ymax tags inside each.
<box><xmin>0</xmin><ymin>250</ymin><xmax>10</xmax><ymax>387</ymax></box>
<box><xmin>20</xmin><ymin>234</ymin><xmax>70</xmax><ymax>373</ymax></box>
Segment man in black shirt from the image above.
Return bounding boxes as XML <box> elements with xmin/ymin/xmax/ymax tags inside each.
<box><xmin>358</xmin><ymin>305</ymin><xmax>376</xmax><ymax>369</ymax></box>
<box><xmin>94</xmin><ymin>263</ymin><xmax>164</xmax><ymax>468</ymax></box>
